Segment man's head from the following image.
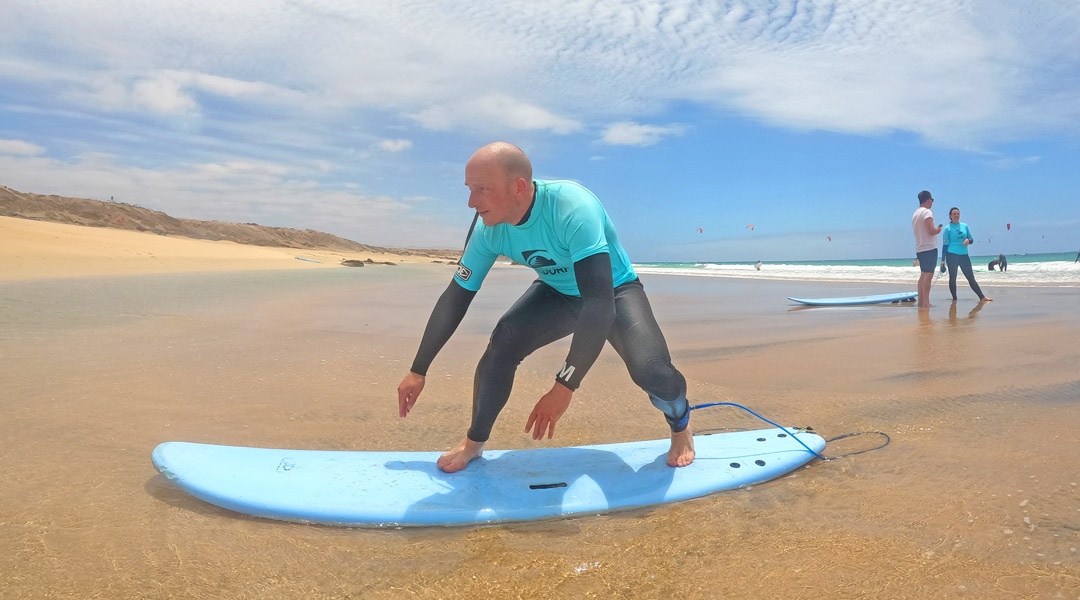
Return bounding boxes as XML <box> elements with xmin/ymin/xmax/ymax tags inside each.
<box><xmin>465</xmin><ymin>142</ymin><xmax>534</xmax><ymax>226</ymax></box>
<box><xmin>918</xmin><ymin>190</ymin><xmax>933</xmax><ymax>206</ymax></box>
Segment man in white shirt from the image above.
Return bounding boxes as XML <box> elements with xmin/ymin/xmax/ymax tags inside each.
<box><xmin>912</xmin><ymin>190</ymin><xmax>943</xmax><ymax>308</ymax></box>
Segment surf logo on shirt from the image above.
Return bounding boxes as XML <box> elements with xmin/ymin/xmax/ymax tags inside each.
<box><xmin>455</xmin><ymin>264</ymin><xmax>472</xmax><ymax>281</ymax></box>
<box><xmin>522</xmin><ymin>250</ymin><xmax>557</xmax><ymax>267</ymax></box>
<box><xmin>521</xmin><ymin>249</ymin><xmax>568</xmax><ymax>275</ymax></box>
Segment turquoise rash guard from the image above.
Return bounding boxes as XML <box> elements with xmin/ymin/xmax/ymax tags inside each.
<box><xmin>453</xmin><ymin>179</ymin><xmax>636</xmax><ymax>295</ymax></box>
<box><xmin>942</xmin><ymin>222</ymin><xmax>974</xmax><ymax>256</ymax></box>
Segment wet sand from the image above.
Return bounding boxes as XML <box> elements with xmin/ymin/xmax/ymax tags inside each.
<box><xmin>2</xmin><ymin>265</ymin><xmax>1079</xmax><ymax>599</ymax></box>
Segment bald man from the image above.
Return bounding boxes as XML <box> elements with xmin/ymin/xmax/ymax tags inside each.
<box><xmin>397</xmin><ymin>142</ymin><xmax>694</xmax><ymax>472</ymax></box>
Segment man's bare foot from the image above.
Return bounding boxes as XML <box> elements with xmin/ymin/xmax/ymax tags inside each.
<box><xmin>667</xmin><ymin>425</ymin><xmax>696</xmax><ymax>467</ymax></box>
<box><xmin>980</xmin><ymin>297</ymin><xmax>993</xmax><ymax>302</ymax></box>
<box><xmin>437</xmin><ymin>438</ymin><xmax>485</xmax><ymax>473</ymax></box>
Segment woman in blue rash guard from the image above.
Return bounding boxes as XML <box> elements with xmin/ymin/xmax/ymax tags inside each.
<box><xmin>940</xmin><ymin>207</ymin><xmax>992</xmax><ymax>303</ymax></box>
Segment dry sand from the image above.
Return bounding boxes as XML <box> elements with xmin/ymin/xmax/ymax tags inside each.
<box><xmin>2</xmin><ymin>226</ymin><xmax>1079</xmax><ymax>599</ymax></box>
<box><xmin>0</xmin><ymin>216</ymin><xmax>443</xmax><ymax>281</ymax></box>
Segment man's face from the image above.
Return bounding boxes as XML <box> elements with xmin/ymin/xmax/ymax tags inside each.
<box><xmin>465</xmin><ymin>156</ymin><xmax>515</xmax><ymax>226</ymax></box>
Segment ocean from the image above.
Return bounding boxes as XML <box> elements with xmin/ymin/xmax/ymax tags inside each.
<box><xmin>634</xmin><ymin>251</ymin><xmax>1080</xmax><ymax>287</ymax></box>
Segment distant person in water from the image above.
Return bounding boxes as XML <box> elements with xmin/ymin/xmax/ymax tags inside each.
<box><xmin>998</xmin><ymin>253</ymin><xmax>1007</xmax><ymax>272</ymax></box>
<box><xmin>912</xmin><ymin>190</ymin><xmax>942</xmax><ymax>308</ymax></box>
<box><xmin>754</xmin><ymin>260</ymin><xmax>762</xmax><ymax>271</ymax></box>
<box><xmin>940</xmin><ymin>207</ymin><xmax>991</xmax><ymax>303</ymax></box>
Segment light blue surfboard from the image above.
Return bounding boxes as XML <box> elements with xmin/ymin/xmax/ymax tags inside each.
<box><xmin>787</xmin><ymin>291</ymin><xmax>918</xmax><ymax>306</ymax></box>
<box><xmin>152</xmin><ymin>428</ymin><xmax>824</xmax><ymax>527</ymax></box>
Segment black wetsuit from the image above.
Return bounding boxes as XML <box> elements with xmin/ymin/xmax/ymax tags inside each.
<box><xmin>410</xmin><ymin>181</ymin><xmax>688</xmax><ymax>443</ymax></box>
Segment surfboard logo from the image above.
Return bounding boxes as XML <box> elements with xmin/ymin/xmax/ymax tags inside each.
<box><xmin>521</xmin><ymin>250</ymin><xmax>557</xmax><ymax>268</ymax></box>
<box><xmin>456</xmin><ymin>264</ymin><xmax>472</xmax><ymax>281</ymax></box>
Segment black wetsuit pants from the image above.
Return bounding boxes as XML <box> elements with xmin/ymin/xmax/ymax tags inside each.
<box><xmin>945</xmin><ymin>252</ymin><xmax>985</xmax><ymax>300</ymax></box>
<box><xmin>467</xmin><ymin>278</ymin><xmax>688</xmax><ymax>443</ymax></box>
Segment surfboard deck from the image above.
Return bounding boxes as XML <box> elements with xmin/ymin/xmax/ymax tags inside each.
<box><xmin>787</xmin><ymin>291</ymin><xmax>918</xmax><ymax>306</ymax></box>
<box><xmin>152</xmin><ymin>428</ymin><xmax>825</xmax><ymax>527</ymax></box>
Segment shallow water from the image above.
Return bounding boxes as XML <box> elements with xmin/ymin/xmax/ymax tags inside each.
<box><xmin>2</xmin><ymin>265</ymin><xmax>1078</xmax><ymax>599</ymax></box>
<box><xmin>634</xmin><ymin>260</ymin><xmax>1080</xmax><ymax>287</ymax></box>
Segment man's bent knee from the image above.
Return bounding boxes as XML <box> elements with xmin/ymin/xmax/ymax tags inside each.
<box><xmin>630</xmin><ymin>357</ymin><xmax>684</xmax><ymax>400</ymax></box>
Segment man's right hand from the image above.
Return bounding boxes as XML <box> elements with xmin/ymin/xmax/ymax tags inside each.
<box><xmin>397</xmin><ymin>372</ymin><xmax>425</xmax><ymax>417</ymax></box>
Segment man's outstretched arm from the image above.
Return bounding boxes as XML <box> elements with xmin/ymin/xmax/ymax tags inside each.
<box><xmin>398</xmin><ymin>281</ymin><xmax>477</xmax><ymax>417</ymax></box>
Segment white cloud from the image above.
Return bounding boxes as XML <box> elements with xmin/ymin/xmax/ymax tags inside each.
<box><xmin>132</xmin><ymin>74</ymin><xmax>198</xmax><ymax>115</ymax></box>
<box><xmin>4</xmin><ymin>1</ymin><xmax>1078</xmax><ymax>145</ymax></box>
<box><xmin>410</xmin><ymin>94</ymin><xmax>581</xmax><ymax>135</ymax></box>
<box><xmin>470</xmin><ymin>95</ymin><xmax>581</xmax><ymax>134</ymax></box>
<box><xmin>378</xmin><ymin>139</ymin><xmax>413</xmax><ymax>152</ymax></box>
<box><xmin>0</xmin><ymin>139</ymin><xmax>45</xmax><ymax>156</ymax></box>
<box><xmin>988</xmin><ymin>155</ymin><xmax>1041</xmax><ymax>170</ymax></box>
<box><xmin>601</xmin><ymin>122</ymin><xmax>686</xmax><ymax>146</ymax></box>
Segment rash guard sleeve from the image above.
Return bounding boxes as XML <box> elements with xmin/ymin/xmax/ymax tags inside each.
<box><xmin>410</xmin><ymin>280</ymin><xmax>477</xmax><ymax>376</ymax></box>
<box><xmin>554</xmin><ymin>252</ymin><xmax>616</xmax><ymax>390</ymax></box>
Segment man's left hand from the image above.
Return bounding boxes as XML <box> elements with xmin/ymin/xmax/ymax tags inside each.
<box><xmin>525</xmin><ymin>383</ymin><xmax>573</xmax><ymax>440</ymax></box>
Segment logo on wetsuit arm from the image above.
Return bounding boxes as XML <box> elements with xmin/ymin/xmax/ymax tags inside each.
<box><xmin>521</xmin><ymin>249</ymin><xmax>568</xmax><ymax>275</ymax></box>
<box><xmin>556</xmin><ymin>362</ymin><xmax>576</xmax><ymax>385</ymax></box>
<box><xmin>456</xmin><ymin>264</ymin><xmax>472</xmax><ymax>281</ymax></box>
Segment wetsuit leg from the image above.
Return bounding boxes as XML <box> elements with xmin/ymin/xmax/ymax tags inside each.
<box><xmin>958</xmin><ymin>255</ymin><xmax>985</xmax><ymax>299</ymax></box>
<box><xmin>946</xmin><ymin>252</ymin><xmax>960</xmax><ymax>300</ymax></box>
<box><xmin>605</xmin><ymin>280</ymin><xmax>690</xmax><ymax>432</ymax></box>
<box><xmin>467</xmin><ymin>280</ymin><xmax>579</xmax><ymax>443</ymax></box>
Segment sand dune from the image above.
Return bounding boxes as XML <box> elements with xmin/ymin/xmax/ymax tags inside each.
<box><xmin>0</xmin><ymin>184</ymin><xmax>463</xmax><ymax>280</ymax></box>
<box><xmin>0</xmin><ymin>216</ymin><xmax>451</xmax><ymax>281</ymax></box>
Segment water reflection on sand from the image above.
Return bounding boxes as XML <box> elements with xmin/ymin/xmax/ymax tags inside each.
<box><xmin>2</xmin><ymin>267</ymin><xmax>1078</xmax><ymax>599</ymax></box>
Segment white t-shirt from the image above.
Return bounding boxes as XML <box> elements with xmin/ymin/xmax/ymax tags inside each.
<box><xmin>912</xmin><ymin>206</ymin><xmax>937</xmax><ymax>253</ymax></box>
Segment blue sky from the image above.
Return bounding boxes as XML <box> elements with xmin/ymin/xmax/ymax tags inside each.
<box><xmin>1</xmin><ymin>0</ymin><xmax>1078</xmax><ymax>261</ymax></box>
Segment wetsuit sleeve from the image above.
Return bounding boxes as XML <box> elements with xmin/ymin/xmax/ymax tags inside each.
<box><xmin>409</xmin><ymin>281</ymin><xmax>477</xmax><ymax>376</ymax></box>
<box><xmin>554</xmin><ymin>252</ymin><xmax>615</xmax><ymax>391</ymax></box>
<box><xmin>941</xmin><ymin>226</ymin><xmax>951</xmax><ymax>257</ymax></box>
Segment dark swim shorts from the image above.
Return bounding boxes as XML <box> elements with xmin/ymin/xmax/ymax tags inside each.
<box><xmin>916</xmin><ymin>249</ymin><xmax>938</xmax><ymax>273</ymax></box>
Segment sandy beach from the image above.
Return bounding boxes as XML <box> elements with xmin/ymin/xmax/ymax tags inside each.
<box><xmin>0</xmin><ymin>216</ymin><xmax>443</xmax><ymax>281</ymax></box>
<box><xmin>2</xmin><ymin>220</ymin><xmax>1078</xmax><ymax>599</ymax></box>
